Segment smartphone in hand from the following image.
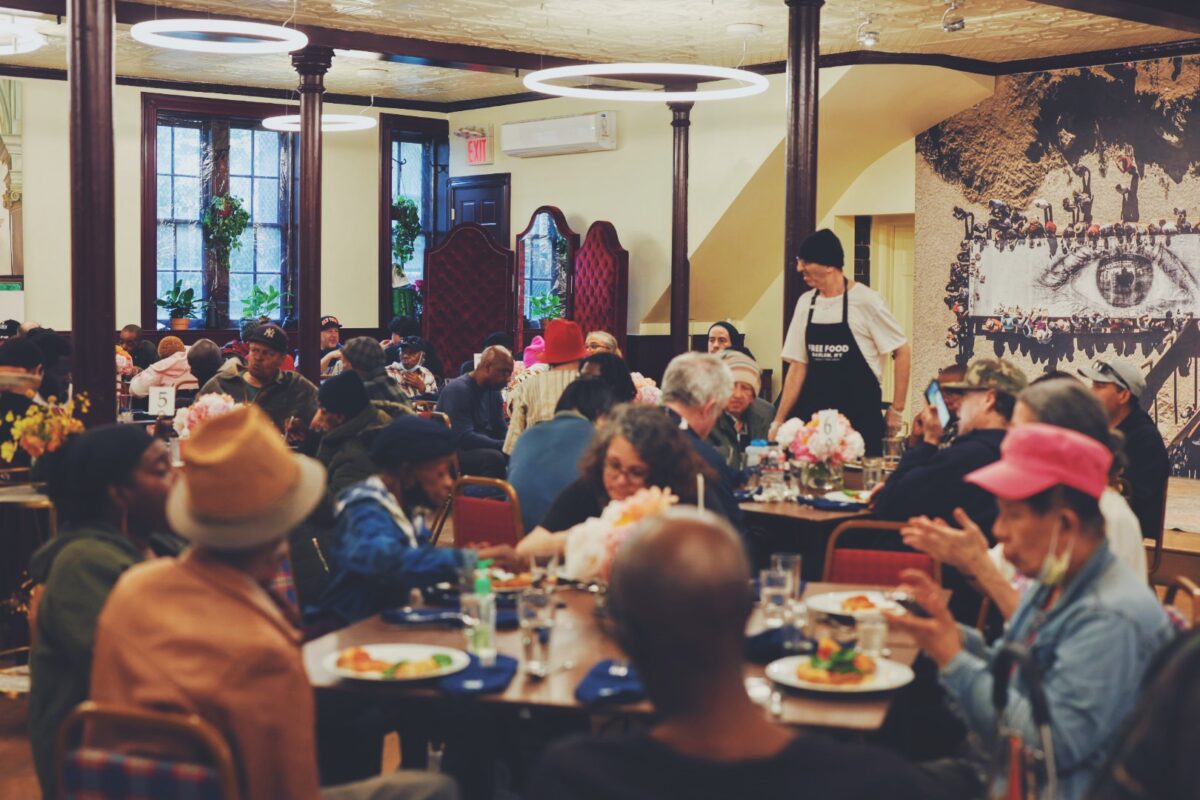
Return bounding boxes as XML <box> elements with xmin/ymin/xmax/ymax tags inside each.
<box><xmin>925</xmin><ymin>380</ymin><xmax>952</xmax><ymax>428</ymax></box>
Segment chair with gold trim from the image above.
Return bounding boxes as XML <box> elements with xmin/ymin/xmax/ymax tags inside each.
<box><xmin>446</xmin><ymin>476</ymin><xmax>525</xmax><ymax>549</ymax></box>
<box><xmin>822</xmin><ymin>520</ymin><xmax>942</xmax><ymax>585</ymax></box>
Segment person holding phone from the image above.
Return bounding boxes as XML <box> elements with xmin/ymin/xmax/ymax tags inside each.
<box><xmin>909</xmin><ymin>364</ymin><xmax>965</xmax><ymax>450</ymax></box>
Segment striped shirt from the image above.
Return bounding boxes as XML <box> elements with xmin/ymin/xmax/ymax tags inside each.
<box><xmin>503</xmin><ymin>368</ymin><xmax>578</xmax><ymax>454</ymax></box>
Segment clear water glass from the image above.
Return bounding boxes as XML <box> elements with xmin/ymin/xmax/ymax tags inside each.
<box><xmin>782</xmin><ymin>600</ymin><xmax>809</xmax><ymax>653</ymax></box>
<box><xmin>117</xmin><ymin>390</ymin><xmax>133</xmax><ymax>423</ymax></box>
<box><xmin>517</xmin><ymin>588</ymin><xmax>555</xmax><ymax>678</ymax></box>
<box><xmin>882</xmin><ymin>436</ymin><xmax>905</xmax><ymax>470</ymax></box>
<box><xmin>759</xmin><ymin>568</ymin><xmax>792</xmax><ymax>629</ymax></box>
<box><xmin>770</xmin><ymin>553</ymin><xmax>803</xmax><ymax>599</ymax></box>
<box><xmin>862</xmin><ymin>457</ymin><xmax>885</xmax><ymax>491</ymax></box>
<box><xmin>857</xmin><ymin>613</ymin><xmax>888</xmax><ymax>658</ymax></box>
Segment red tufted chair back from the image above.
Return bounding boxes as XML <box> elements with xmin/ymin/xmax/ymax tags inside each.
<box><xmin>423</xmin><ymin>223</ymin><xmax>516</xmax><ymax>371</ymax></box>
<box><xmin>572</xmin><ymin>221</ymin><xmax>629</xmax><ymax>355</ymax></box>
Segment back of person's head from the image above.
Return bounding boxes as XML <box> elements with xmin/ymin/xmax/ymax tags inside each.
<box><xmin>25</xmin><ymin>328</ymin><xmax>71</xmax><ymax>399</ymax></box>
<box><xmin>318</xmin><ymin>371</ymin><xmax>370</xmax><ymax>419</ymax></box>
<box><xmin>482</xmin><ymin>331</ymin><xmax>514</xmax><ymax>351</ymax></box>
<box><xmin>157</xmin><ymin>336</ymin><xmax>185</xmax><ymax>359</ymax></box>
<box><xmin>1018</xmin><ymin>377</ymin><xmax>1126</xmax><ymax>481</ymax></box>
<box><xmin>0</xmin><ymin>336</ymin><xmax>43</xmax><ymax>372</ymax></box>
<box><xmin>555</xmin><ymin>377</ymin><xmax>614</xmax><ymax>422</ymax></box>
<box><xmin>389</xmin><ymin>316</ymin><xmax>421</xmax><ymax>338</ymax></box>
<box><xmin>580</xmin><ymin>352</ymin><xmax>636</xmax><ymax>402</ymax></box>
<box><xmin>47</xmin><ymin>425</ymin><xmax>156</xmax><ymax>527</ymax></box>
<box><xmin>662</xmin><ymin>352</ymin><xmax>733</xmax><ymax>410</ymax></box>
<box><xmin>608</xmin><ymin>508</ymin><xmax>753</xmax><ymax>713</ymax></box>
<box><xmin>187</xmin><ymin>339</ymin><xmax>222</xmax><ymax>386</ymax></box>
<box><xmin>121</xmin><ymin>323</ymin><xmax>141</xmax><ymax>337</ymax></box>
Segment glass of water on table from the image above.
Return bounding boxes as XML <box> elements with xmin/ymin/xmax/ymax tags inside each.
<box><xmin>759</xmin><ymin>568</ymin><xmax>792</xmax><ymax>628</ymax></box>
<box><xmin>518</xmin><ymin>587</ymin><xmax>555</xmax><ymax>678</ymax></box>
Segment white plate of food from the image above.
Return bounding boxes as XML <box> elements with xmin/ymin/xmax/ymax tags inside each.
<box><xmin>326</xmin><ymin>644</ymin><xmax>470</xmax><ymax>682</ymax></box>
<box><xmin>805</xmin><ymin>590</ymin><xmax>900</xmax><ymax>619</ymax></box>
<box><xmin>823</xmin><ymin>490</ymin><xmax>871</xmax><ymax>504</ymax></box>
<box><xmin>766</xmin><ymin>643</ymin><xmax>914</xmax><ymax>694</ymax></box>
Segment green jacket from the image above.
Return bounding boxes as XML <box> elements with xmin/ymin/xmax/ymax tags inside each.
<box><xmin>708</xmin><ymin>397</ymin><xmax>776</xmax><ymax>469</ymax></box>
<box><xmin>199</xmin><ymin>367</ymin><xmax>318</xmax><ymax>432</ymax></box>
<box><xmin>27</xmin><ymin>525</ymin><xmax>144</xmax><ymax>794</ymax></box>
<box><xmin>316</xmin><ymin>406</ymin><xmax>393</xmax><ymax>497</ymax></box>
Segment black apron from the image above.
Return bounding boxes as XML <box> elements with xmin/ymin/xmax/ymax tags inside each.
<box><xmin>791</xmin><ymin>278</ymin><xmax>885</xmax><ymax>457</ymax></box>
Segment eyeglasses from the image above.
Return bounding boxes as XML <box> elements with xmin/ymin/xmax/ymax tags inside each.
<box><xmin>1092</xmin><ymin>360</ymin><xmax>1131</xmax><ymax>393</ymax></box>
<box><xmin>604</xmin><ymin>458</ymin><xmax>649</xmax><ymax>483</ymax></box>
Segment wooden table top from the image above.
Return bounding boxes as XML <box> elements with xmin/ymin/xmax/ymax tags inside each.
<box><xmin>739</xmin><ymin>468</ymin><xmax>871</xmax><ymax>523</ymax></box>
<box><xmin>0</xmin><ymin>485</ymin><xmax>52</xmax><ymax>509</ymax></box>
<box><xmin>304</xmin><ymin>582</ymin><xmax>917</xmax><ymax>733</ymax></box>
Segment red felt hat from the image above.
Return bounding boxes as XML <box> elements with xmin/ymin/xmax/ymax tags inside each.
<box><xmin>540</xmin><ymin>319</ymin><xmax>588</xmax><ymax>364</ymax></box>
<box><xmin>965</xmin><ymin>423</ymin><xmax>1112</xmax><ymax>502</ymax></box>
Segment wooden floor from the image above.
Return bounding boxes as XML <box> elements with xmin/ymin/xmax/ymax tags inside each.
<box><xmin>0</xmin><ymin>697</ymin><xmax>38</xmax><ymax>799</ymax></box>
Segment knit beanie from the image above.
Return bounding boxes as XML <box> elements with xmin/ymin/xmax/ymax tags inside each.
<box><xmin>798</xmin><ymin>229</ymin><xmax>844</xmax><ymax>268</ymax></box>
<box><xmin>318</xmin><ymin>371</ymin><xmax>369</xmax><ymax>418</ymax></box>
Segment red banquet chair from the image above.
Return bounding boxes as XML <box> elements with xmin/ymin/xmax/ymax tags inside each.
<box><xmin>822</xmin><ymin>520</ymin><xmax>941</xmax><ymax>586</ymax></box>
<box><xmin>449</xmin><ymin>477</ymin><xmax>525</xmax><ymax>549</ymax></box>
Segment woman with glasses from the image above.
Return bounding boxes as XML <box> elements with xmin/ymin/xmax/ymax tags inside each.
<box><xmin>516</xmin><ymin>404</ymin><xmax>716</xmax><ymax>559</ymax></box>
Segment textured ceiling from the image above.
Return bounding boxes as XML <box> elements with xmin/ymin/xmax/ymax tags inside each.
<box><xmin>0</xmin><ymin>1</ymin><xmax>1194</xmax><ymax>104</ymax></box>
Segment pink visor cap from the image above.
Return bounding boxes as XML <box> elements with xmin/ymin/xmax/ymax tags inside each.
<box><xmin>965</xmin><ymin>423</ymin><xmax>1113</xmax><ymax>502</ymax></box>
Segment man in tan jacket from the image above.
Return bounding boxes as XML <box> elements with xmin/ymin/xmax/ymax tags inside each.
<box><xmin>89</xmin><ymin>405</ymin><xmax>457</xmax><ymax>800</ymax></box>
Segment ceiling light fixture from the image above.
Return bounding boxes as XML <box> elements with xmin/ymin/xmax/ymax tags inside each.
<box><xmin>523</xmin><ymin>63</ymin><xmax>769</xmax><ymax>103</ymax></box>
<box><xmin>856</xmin><ymin>17</ymin><xmax>880</xmax><ymax>48</ymax></box>
<box><xmin>0</xmin><ymin>18</ymin><xmax>46</xmax><ymax>55</ymax></box>
<box><xmin>941</xmin><ymin>1</ymin><xmax>966</xmax><ymax>33</ymax></box>
<box><xmin>130</xmin><ymin>19</ymin><xmax>309</xmax><ymax>54</ymax></box>
<box><xmin>261</xmin><ymin>114</ymin><xmax>376</xmax><ymax>133</ymax></box>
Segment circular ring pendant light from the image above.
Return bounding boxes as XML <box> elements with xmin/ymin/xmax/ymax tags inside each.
<box><xmin>130</xmin><ymin>19</ymin><xmax>309</xmax><ymax>55</ymax></box>
<box><xmin>523</xmin><ymin>63</ymin><xmax>769</xmax><ymax>102</ymax></box>
<box><xmin>261</xmin><ymin>114</ymin><xmax>377</xmax><ymax>133</ymax></box>
<box><xmin>0</xmin><ymin>19</ymin><xmax>46</xmax><ymax>55</ymax></box>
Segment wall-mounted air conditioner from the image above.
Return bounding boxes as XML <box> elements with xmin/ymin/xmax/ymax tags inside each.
<box><xmin>500</xmin><ymin>111</ymin><xmax>617</xmax><ymax>158</ymax></box>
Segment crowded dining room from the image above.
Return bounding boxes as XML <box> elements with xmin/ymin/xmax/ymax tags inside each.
<box><xmin>2</xmin><ymin>0</ymin><xmax>1200</xmax><ymax>797</ymax></box>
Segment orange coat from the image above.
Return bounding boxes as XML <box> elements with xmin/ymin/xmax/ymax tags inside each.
<box><xmin>89</xmin><ymin>549</ymin><xmax>321</xmax><ymax>800</ymax></box>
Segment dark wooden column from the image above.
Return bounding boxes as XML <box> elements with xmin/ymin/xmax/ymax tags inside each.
<box><xmin>669</xmin><ymin>97</ymin><xmax>694</xmax><ymax>357</ymax></box>
<box><xmin>783</xmin><ymin>0</ymin><xmax>824</xmax><ymax>338</ymax></box>
<box><xmin>292</xmin><ymin>46</ymin><xmax>333</xmax><ymax>384</ymax></box>
<box><xmin>68</xmin><ymin>0</ymin><xmax>116</xmax><ymax>423</ymax></box>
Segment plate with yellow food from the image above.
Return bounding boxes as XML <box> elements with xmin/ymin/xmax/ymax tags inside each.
<box><xmin>326</xmin><ymin>644</ymin><xmax>470</xmax><ymax>682</ymax></box>
<box><xmin>765</xmin><ymin>639</ymin><xmax>914</xmax><ymax>694</ymax></box>
<box><xmin>805</xmin><ymin>590</ymin><xmax>900</xmax><ymax>619</ymax></box>
<box><xmin>489</xmin><ymin>569</ymin><xmax>557</xmax><ymax>592</ymax></box>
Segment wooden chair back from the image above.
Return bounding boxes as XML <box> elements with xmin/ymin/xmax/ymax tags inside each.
<box><xmin>450</xmin><ymin>476</ymin><xmax>525</xmax><ymax>548</ymax></box>
<box><xmin>1160</xmin><ymin>575</ymin><xmax>1200</xmax><ymax>628</ymax></box>
<box><xmin>823</xmin><ymin>520</ymin><xmax>941</xmax><ymax>585</ymax></box>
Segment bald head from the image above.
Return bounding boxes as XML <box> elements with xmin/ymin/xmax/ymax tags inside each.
<box><xmin>473</xmin><ymin>345</ymin><xmax>514</xmax><ymax>389</ymax></box>
<box><xmin>608</xmin><ymin>509</ymin><xmax>752</xmax><ymax>712</ymax></box>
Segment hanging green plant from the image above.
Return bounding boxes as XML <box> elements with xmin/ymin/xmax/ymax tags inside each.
<box><xmin>202</xmin><ymin>193</ymin><xmax>251</xmax><ymax>266</ymax></box>
<box><xmin>529</xmin><ymin>292</ymin><xmax>564</xmax><ymax>322</ymax></box>
<box><xmin>392</xmin><ymin>196</ymin><xmax>421</xmax><ymax>273</ymax></box>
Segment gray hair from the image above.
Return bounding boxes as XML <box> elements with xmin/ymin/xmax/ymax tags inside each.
<box><xmin>1019</xmin><ymin>377</ymin><xmax>1126</xmax><ymax>481</ymax></box>
<box><xmin>661</xmin><ymin>352</ymin><xmax>733</xmax><ymax>409</ymax></box>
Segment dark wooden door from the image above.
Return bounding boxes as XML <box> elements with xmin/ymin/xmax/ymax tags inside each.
<box><xmin>448</xmin><ymin>173</ymin><xmax>510</xmax><ymax>246</ymax></box>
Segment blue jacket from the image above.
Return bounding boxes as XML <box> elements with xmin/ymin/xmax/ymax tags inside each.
<box><xmin>940</xmin><ymin>542</ymin><xmax>1173</xmax><ymax>800</ymax></box>
<box><xmin>508</xmin><ymin>411</ymin><xmax>596</xmax><ymax>532</ymax></box>
<box><xmin>306</xmin><ymin>477</ymin><xmax>465</xmax><ymax>625</ymax></box>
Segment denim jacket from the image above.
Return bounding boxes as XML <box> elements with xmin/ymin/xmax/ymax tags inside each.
<box><xmin>940</xmin><ymin>542</ymin><xmax>1172</xmax><ymax>800</ymax></box>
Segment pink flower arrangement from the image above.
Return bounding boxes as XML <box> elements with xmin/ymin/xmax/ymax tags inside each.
<box><xmin>563</xmin><ymin>487</ymin><xmax>678</xmax><ymax>582</ymax></box>
<box><xmin>630</xmin><ymin>372</ymin><xmax>662</xmax><ymax>406</ymax></box>
<box><xmin>775</xmin><ymin>409</ymin><xmax>864</xmax><ymax>466</ymax></box>
<box><xmin>173</xmin><ymin>393</ymin><xmax>238</xmax><ymax>439</ymax></box>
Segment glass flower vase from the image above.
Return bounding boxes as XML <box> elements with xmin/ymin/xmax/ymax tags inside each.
<box><xmin>801</xmin><ymin>460</ymin><xmax>844</xmax><ymax>494</ymax></box>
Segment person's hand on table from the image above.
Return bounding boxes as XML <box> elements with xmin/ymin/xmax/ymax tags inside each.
<box><xmin>883</xmin><ymin>569</ymin><xmax>961</xmax><ymax>669</ymax></box>
<box><xmin>901</xmin><ymin>508</ymin><xmax>990</xmax><ymax>574</ymax></box>
<box><xmin>474</xmin><ymin>545</ymin><xmax>521</xmax><ymax>571</ymax></box>
<box><xmin>514</xmin><ymin>527</ymin><xmax>564</xmax><ymax>560</ymax></box>
<box><xmin>885</xmin><ymin>405</ymin><xmax>904</xmax><ymax>435</ymax></box>
<box><xmin>915</xmin><ymin>405</ymin><xmax>944</xmax><ymax>447</ymax></box>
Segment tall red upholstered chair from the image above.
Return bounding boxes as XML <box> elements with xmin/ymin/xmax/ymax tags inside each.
<box><xmin>572</xmin><ymin>221</ymin><xmax>629</xmax><ymax>355</ymax></box>
<box><xmin>423</xmin><ymin>222</ymin><xmax>516</xmax><ymax>372</ymax></box>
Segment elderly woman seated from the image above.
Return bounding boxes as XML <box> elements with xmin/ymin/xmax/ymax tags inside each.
<box><xmin>584</xmin><ymin>330</ymin><xmax>622</xmax><ymax>357</ymax></box>
<box><xmin>516</xmin><ymin>404</ymin><xmax>717</xmax><ymax>560</ymax></box>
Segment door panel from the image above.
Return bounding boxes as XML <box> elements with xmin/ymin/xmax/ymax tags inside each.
<box><xmin>448</xmin><ymin>174</ymin><xmax>510</xmax><ymax>246</ymax></box>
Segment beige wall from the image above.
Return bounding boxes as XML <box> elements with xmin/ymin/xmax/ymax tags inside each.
<box><xmin>21</xmin><ymin>77</ymin><xmax>440</xmax><ymax>330</ymax></box>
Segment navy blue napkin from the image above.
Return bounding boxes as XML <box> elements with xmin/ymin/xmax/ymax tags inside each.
<box><xmin>438</xmin><ymin>654</ymin><xmax>518</xmax><ymax>696</ymax></box>
<box><xmin>744</xmin><ymin>627</ymin><xmax>814</xmax><ymax>664</ymax></box>
<box><xmin>574</xmin><ymin>659</ymin><xmax>646</xmax><ymax>706</ymax></box>
<box><xmin>382</xmin><ymin>606</ymin><xmax>518</xmax><ymax>630</ymax></box>
<box><xmin>794</xmin><ymin>494</ymin><xmax>868</xmax><ymax>511</ymax></box>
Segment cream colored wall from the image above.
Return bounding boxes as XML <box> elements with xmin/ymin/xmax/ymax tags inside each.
<box><xmin>20</xmin><ymin>76</ymin><xmax>439</xmax><ymax>330</ymax></box>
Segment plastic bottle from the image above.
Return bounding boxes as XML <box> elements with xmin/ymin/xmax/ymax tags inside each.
<box><xmin>760</xmin><ymin>442</ymin><xmax>787</xmax><ymax>497</ymax></box>
<box><xmin>462</xmin><ymin>562</ymin><xmax>497</xmax><ymax>667</ymax></box>
<box><xmin>744</xmin><ymin>440</ymin><xmax>769</xmax><ymax>470</ymax></box>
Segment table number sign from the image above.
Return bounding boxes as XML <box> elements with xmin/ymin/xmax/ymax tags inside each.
<box><xmin>148</xmin><ymin>386</ymin><xmax>176</xmax><ymax>417</ymax></box>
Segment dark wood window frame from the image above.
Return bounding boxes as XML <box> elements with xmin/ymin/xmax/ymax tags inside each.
<box><xmin>140</xmin><ymin>92</ymin><xmax>300</xmax><ymax>334</ymax></box>
<box><xmin>377</xmin><ymin>113</ymin><xmax>449</xmax><ymax>328</ymax></box>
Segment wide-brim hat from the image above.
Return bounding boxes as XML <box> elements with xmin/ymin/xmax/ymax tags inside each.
<box><xmin>541</xmin><ymin>319</ymin><xmax>588</xmax><ymax>364</ymax></box>
<box><xmin>167</xmin><ymin>404</ymin><xmax>326</xmax><ymax>550</ymax></box>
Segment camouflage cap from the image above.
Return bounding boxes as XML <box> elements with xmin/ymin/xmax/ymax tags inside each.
<box><xmin>940</xmin><ymin>358</ymin><xmax>1027</xmax><ymax>396</ymax></box>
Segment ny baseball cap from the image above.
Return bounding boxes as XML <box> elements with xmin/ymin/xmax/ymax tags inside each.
<box><xmin>965</xmin><ymin>423</ymin><xmax>1112</xmax><ymax>501</ymax></box>
<box><xmin>1077</xmin><ymin>358</ymin><xmax>1145</xmax><ymax>399</ymax></box>
<box><xmin>320</xmin><ymin>315</ymin><xmax>341</xmax><ymax>330</ymax></box>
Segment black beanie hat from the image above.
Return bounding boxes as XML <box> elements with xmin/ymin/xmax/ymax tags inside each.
<box><xmin>47</xmin><ymin>424</ymin><xmax>155</xmax><ymax>526</ymax></box>
<box><xmin>798</xmin><ymin>229</ymin><xmax>844</xmax><ymax>268</ymax></box>
<box><xmin>318</xmin><ymin>371</ymin><xmax>369</xmax><ymax>418</ymax></box>
<box><xmin>371</xmin><ymin>415</ymin><xmax>455</xmax><ymax>470</ymax></box>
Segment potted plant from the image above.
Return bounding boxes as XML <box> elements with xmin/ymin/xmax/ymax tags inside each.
<box><xmin>157</xmin><ymin>280</ymin><xmax>201</xmax><ymax>330</ymax></box>
<box><xmin>529</xmin><ymin>292</ymin><xmax>564</xmax><ymax>327</ymax></box>
<box><xmin>391</xmin><ymin>196</ymin><xmax>421</xmax><ymax>272</ymax></box>
<box><xmin>201</xmin><ymin>193</ymin><xmax>251</xmax><ymax>270</ymax></box>
<box><xmin>240</xmin><ymin>284</ymin><xmax>284</xmax><ymax>322</ymax></box>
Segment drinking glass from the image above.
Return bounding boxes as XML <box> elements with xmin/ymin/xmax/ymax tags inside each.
<box><xmin>857</xmin><ymin>614</ymin><xmax>888</xmax><ymax>659</ymax></box>
<box><xmin>782</xmin><ymin>600</ymin><xmax>810</xmax><ymax>653</ymax></box>
<box><xmin>517</xmin><ymin>587</ymin><xmax>555</xmax><ymax>678</ymax></box>
<box><xmin>117</xmin><ymin>390</ymin><xmax>133</xmax><ymax>423</ymax></box>
<box><xmin>759</xmin><ymin>568</ymin><xmax>792</xmax><ymax>629</ymax></box>
<box><xmin>862</xmin><ymin>457</ymin><xmax>885</xmax><ymax>492</ymax></box>
<box><xmin>770</xmin><ymin>553</ymin><xmax>804</xmax><ymax>600</ymax></box>
<box><xmin>882</xmin><ymin>436</ymin><xmax>905</xmax><ymax>470</ymax></box>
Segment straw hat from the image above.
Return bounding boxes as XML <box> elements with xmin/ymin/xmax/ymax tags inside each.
<box><xmin>166</xmin><ymin>404</ymin><xmax>325</xmax><ymax>550</ymax></box>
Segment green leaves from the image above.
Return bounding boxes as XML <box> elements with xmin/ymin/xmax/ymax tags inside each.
<box><xmin>392</xmin><ymin>196</ymin><xmax>421</xmax><ymax>272</ymax></box>
<box><xmin>201</xmin><ymin>193</ymin><xmax>252</xmax><ymax>267</ymax></box>
<box><xmin>156</xmin><ymin>279</ymin><xmax>200</xmax><ymax>319</ymax></box>
<box><xmin>529</xmin><ymin>292</ymin><xmax>564</xmax><ymax>322</ymax></box>
<box><xmin>241</xmin><ymin>284</ymin><xmax>283</xmax><ymax>320</ymax></box>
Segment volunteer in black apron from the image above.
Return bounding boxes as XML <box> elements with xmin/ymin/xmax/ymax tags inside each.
<box><xmin>772</xmin><ymin>229</ymin><xmax>911</xmax><ymax>457</ymax></box>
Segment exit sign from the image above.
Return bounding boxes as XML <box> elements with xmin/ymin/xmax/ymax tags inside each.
<box><xmin>467</xmin><ymin>135</ymin><xmax>492</xmax><ymax>166</ymax></box>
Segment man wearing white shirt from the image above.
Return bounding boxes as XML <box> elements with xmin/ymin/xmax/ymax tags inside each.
<box><xmin>772</xmin><ymin>229</ymin><xmax>911</xmax><ymax>457</ymax></box>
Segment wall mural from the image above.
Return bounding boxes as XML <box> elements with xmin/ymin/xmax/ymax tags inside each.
<box><xmin>915</xmin><ymin>56</ymin><xmax>1200</xmax><ymax>480</ymax></box>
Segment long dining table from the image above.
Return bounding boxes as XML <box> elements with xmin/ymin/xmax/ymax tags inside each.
<box><xmin>304</xmin><ymin>581</ymin><xmax>917</xmax><ymax>734</ymax></box>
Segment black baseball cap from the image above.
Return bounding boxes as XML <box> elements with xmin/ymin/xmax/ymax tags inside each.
<box><xmin>320</xmin><ymin>315</ymin><xmax>341</xmax><ymax>330</ymax></box>
<box><xmin>246</xmin><ymin>323</ymin><xmax>289</xmax><ymax>354</ymax></box>
<box><xmin>400</xmin><ymin>336</ymin><xmax>427</xmax><ymax>352</ymax></box>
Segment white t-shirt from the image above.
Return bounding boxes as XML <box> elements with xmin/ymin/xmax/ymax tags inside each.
<box><xmin>780</xmin><ymin>283</ymin><xmax>907</xmax><ymax>383</ymax></box>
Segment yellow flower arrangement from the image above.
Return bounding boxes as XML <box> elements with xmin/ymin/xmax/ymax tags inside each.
<box><xmin>1</xmin><ymin>394</ymin><xmax>89</xmax><ymax>463</ymax></box>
